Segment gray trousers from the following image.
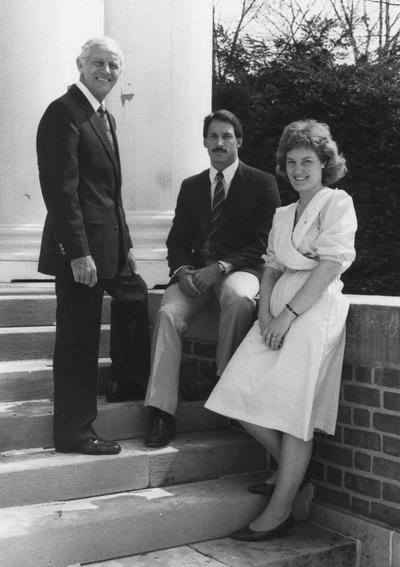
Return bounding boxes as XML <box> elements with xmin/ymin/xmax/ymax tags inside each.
<box><xmin>144</xmin><ymin>271</ymin><xmax>259</xmax><ymax>415</ymax></box>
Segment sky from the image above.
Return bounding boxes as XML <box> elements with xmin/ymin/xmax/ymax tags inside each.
<box><xmin>213</xmin><ymin>0</ymin><xmax>330</xmax><ymax>40</ymax></box>
<box><xmin>213</xmin><ymin>0</ymin><xmax>400</xmax><ymax>53</ymax></box>
<box><xmin>214</xmin><ymin>0</ymin><xmax>325</xmax><ymax>25</ymax></box>
<box><xmin>214</xmin><ymin>0</ymin><xmax>389</xmax><ymax>25</ymax></box>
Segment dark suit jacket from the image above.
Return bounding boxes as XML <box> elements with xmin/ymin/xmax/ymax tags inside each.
<box><xmin>166</xmin><ymin>161</ymin><xmax>281</xmax><ymax>279</ymax></box>
<box><xmin>37</xmin><ymin>85</ymin><xmax>133</xmax><ymax>279</ymax></box>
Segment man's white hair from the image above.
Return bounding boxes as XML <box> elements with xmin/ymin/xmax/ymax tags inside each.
<box><xmin>78</xmin><ymin>36</ymin><xmax>124</xmax><ymax>66</ymax></box>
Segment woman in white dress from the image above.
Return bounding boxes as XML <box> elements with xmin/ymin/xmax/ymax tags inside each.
<box><xmin>205</xmin><ymin>120</ymin><xmax>357</xmax><ymax>541</ymax></box>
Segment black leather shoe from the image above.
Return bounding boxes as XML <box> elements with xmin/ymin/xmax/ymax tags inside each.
<box><xmin>55</xmin><ymin>437</ymin><xmax>121</xmax><ymax>455</ymax></box>
<box><xmin>106</xmin><ymin>379</ymin><xmax>145</xmax><ymax>402</ymax></box>
<box><xmin>144</xmin><ymin>408</ymin><xmax>176</xmax><ymax>448</ymax></box>
<box><xmin>248</xmin><ymin>475</ymin><xmax>310</xmax><ymax>496</ymax></box>
<box><xmin>231</xmin><ymin>513</ymin><xmax>294</xmax><ymax>542</ymax></box>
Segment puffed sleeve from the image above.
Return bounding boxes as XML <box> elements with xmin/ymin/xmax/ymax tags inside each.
<box><xmin>263</xmin><ymin>210</ymin><xmax>285</xmax><ymax>272</ymax></box>
<box><xmin>314</xmin><ymin>189</ymin><xmax>357</xmax><ymax>271</ymax></box>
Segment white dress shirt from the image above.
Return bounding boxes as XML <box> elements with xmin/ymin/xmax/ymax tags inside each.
<box><xmin>75</xmin><ymin>80</ymin><xmax>103</xmax><ymax>112</ymax></box>
<box><xmin>209</xmin><ymin>159</ymin><xmax>239</xmax><ymax>200</ymax></box>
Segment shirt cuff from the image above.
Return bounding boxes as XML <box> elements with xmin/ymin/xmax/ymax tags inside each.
<box><xmin>217</xmin><ymin>261</ymin><xmax>233</xmax><ymax>274</ymax></box>
<box><xmin>173</xmin><ymin>265</ymin><xmax>193</xmax><ymax>278</ymax></box>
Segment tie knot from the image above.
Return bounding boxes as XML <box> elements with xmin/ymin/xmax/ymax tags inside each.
<box><xmin>98</xmin><ymin>106</ymin><xmax>106</xmax><ymax>116</ymax></box>
<box><xmin>216</xmin><ymin>171</ymin><xmax>224</xmax><ymax>182</ymax></box>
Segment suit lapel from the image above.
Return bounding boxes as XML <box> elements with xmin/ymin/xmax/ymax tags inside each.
<box><xmin>107</xmin><ymin>112</ymin><xmax>121</xmax><ymax>162</ymax></box>
<box><xmin>107</xmin><ymin>113</ymin><xmax>122</xmax><ymax>188</ymax></box>
<box><xmin>197</xmin><ymin>170</ymin><xmax>212</xmax><ymax>233</ymax></box>
<box><xmin>89</xmin><ymin>110</ymin><xmax>120</xmax><ymax>174</ymax></box>
<box><xmin>69</xmin><ymin>86</ymin><xmax>121</xmax><ymax>183</ymax></box>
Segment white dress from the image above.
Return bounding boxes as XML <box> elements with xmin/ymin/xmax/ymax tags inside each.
<box><xmin>205</xmin><ymin>187</ymin><xmax>357</xmax><ymax>441</ymax></box>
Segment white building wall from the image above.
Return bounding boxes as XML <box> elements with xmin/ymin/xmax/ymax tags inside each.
<box><xmin>0</xmin><ymin>0</ymin><xmax>213</xmax><ymax>286</ymax></box>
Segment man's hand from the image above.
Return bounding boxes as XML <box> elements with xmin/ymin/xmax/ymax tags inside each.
<box><xmin>128</xmin><ymin>248</ymin><xmax>137</xmax><ymax>273</ymax></box>
<box><xmin>191</xmin><ymin>263</ymin><xmax>222</xmax><ymax>294</ymax></box>
<box><xmin>70</xmin><ymin>255</ymin><xmax>97</xmax><ymax>287</ymax></box>
<box><xmin>177</xmin><ymin>268</ymin><xmax>201</xmax><ymax>298</ymax></box>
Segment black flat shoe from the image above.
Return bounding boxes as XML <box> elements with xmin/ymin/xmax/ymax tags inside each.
<box><xmin>55</xmin><ymin>437</ymin><xmax>121</xmax><ymax>455</ymax></box>
<box><xmin>248</xmin><ymin>475</ymin><xmax>310</xmax><ymax>496</ymax></box>
<box><xmin>231</xmin><ymin>513</ymin><xmax>294</xmax><ymax>542</ymax></box>
<box><xmin>144</xmin><ymin>407</ymin><xmax>176</xmax><ymax>448</ymax></box>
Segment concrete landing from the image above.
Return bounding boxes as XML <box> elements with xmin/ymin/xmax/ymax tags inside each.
<box><xmin>80</xmin><ymin>522</ymin><xmax>357</xmax><ymax>567</ymax></box>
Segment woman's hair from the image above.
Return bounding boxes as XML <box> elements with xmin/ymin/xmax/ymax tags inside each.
<box><xmin>276</xmin><ymin>120</ymin><xmax>347</xmax><ymax>185</ymax></box>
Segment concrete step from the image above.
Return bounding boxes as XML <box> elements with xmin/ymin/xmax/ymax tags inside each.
<box><xmin>0</xmin><ymin>357</ymin><xmax>115</xmax><ymax>402</ymax></box>
<box><xmin>0</xmin><ymin>430</ymin><xmax>266</xmax><ymax>507</ymax></box>
<box><xmin>0</xmin><ymin>282</ymin><xmax>56</xmax><ymax>295</ymax></box>
<box><xmin>0</xmin><ymin>283</ymin><xmax>162</xmax><ymax>328</ymax></box>
<box><xmin>0</xmin><ymin>473</ymin><xmax>317</xmax><ymax>567</ymax></box>
<box><xmin>0</xmin><ymin>292</ymin><xmax>57</xmax><ymax>327</ymax></box>
<box><xmin>0</xmin><ymin>398</ymin><xmax>226</xmax><ymax>451</ymax></box>
<box><xmin>0</xmin><ymin>286</ymin><xmax>161</xmax><ymax>362</ymax></box>
<box><xmin>84</xmin><ymin>522</ymin><xmax>357</xmax><ymax>567</ymax></box>
<box><xmin>0</xmin><ymin>358</ymin><xmax>112</xmax><ymax>401</ymax></box>
<box><xmin>0</xmin><ymin>288</ymin><xmax>111</xmax><ymax>327</ymax></box>
<box><xmin>0</xmin><ymin>324</ymin><xmax>111</xmax><ymax>361</ymax></box>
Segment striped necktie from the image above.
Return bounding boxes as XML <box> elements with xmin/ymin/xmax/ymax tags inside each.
<box><xmin>97</xmin><ymin>106</ymin><xmax>115</xmax><ymax>153</ymax></box>
<box><xmin>209</xmin><ymin>171</ymin><xmax>225</xmax><ymax>256</ymax></box>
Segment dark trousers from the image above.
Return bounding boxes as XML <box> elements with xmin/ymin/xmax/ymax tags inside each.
<box><xmin>53</xmin><ymin>270</ymin><xmax>149</xmax><ymax>444</ymax></box>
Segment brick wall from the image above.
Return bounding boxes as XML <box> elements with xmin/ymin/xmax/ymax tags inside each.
<box><xmin>162</xmin><ymin>294</ymin><xmax>400</xmax><ymax>531</ymax></box>
<box><xmin>312</xmin><ymin>296</ymin><xmax>400</xmax><ymax>530</ymax></box>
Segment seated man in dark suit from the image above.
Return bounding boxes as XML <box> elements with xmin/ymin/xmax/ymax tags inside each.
<box><xmin>144</xmin><ymin>109</ymin><xmax>281</xmax><ymax>447</ymax></box>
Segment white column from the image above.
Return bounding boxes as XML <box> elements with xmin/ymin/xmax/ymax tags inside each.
<box><xmin>105</xmin><ymin>0</ymin><xmax>213</xmax><ymax>286</ymax></box>
<box><xmin>0</xmin><ymin>0</ymin><xmax>213</xmax><ymax>287</ymax></box>
<box><xmin>0</xmin><ymin>0</ymin><xmax>104</xmax><ymax>281</ymax></box>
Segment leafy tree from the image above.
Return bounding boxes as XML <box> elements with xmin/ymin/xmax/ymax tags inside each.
<box><xmin>213</xmin><ymin>3</ymin><xmax>400</xmax><ymax>294</ymax></box>
<box><xmin>214</xmin><ymin>0</ymin><xmax>400</xmax><ymax>68</ymax></box>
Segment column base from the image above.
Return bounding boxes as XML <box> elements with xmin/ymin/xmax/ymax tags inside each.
<box><xmin>0</xmin><ymin>259</ymin><xmax>169</xmax><ymax>288</ymax></box>
<box><xmin>0</xmin><ymin>212</ymin><xmax>173</xmax><ymax>288</ymax></box>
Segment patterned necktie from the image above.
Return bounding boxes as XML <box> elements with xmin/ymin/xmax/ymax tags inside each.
<box><xmin>209</xmin><ymin>171</ymin><xmax>225</xmax><ymax>256</ymax></box>
<box><xmin>97</xmin><ymin>106</ymin><xmax>115</xmax><ymax>153</ymax></box>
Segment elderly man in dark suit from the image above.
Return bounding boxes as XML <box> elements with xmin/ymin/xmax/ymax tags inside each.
<box><xmin>144</xmin><ymin>109</ymin><xmax>281</xmax><ymax>447</ymax></box>
<box><xmin>37</xmin><ymin>36</ymin><xmax>150</xmax><ymax>455</ymax></box>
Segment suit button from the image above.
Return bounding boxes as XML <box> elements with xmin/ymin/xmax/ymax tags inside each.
<box><xmin>114</xmin><ymin>225</ymin><xmax>119</xmax><ymax>231</ymax></box>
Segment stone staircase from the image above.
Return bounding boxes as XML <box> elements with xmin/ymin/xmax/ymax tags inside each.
<box><xmin>0</xmin><ymin>283</ymin><xmax>358</xmax><ymax>567</ymax></box>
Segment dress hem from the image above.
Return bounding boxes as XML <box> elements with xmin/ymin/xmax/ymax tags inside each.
<box><xmin>204</xmin><ymin>404</ymin><xmax>335</xmax><ymax>442</ymax></box>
